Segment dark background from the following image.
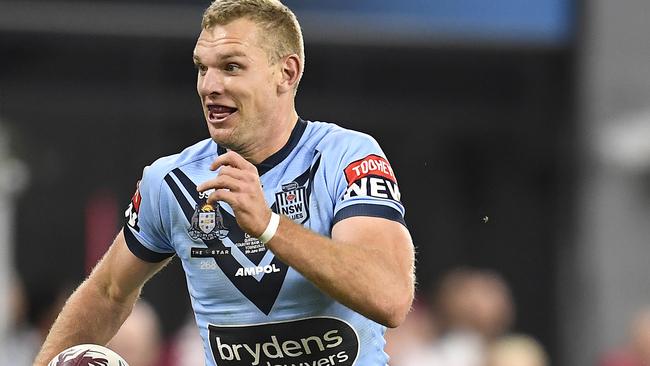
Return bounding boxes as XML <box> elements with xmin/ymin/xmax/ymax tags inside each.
<box><xmin>0</xmin><ymin>1</ymin><xmax>577</xmax><ymax>363</ymax></box>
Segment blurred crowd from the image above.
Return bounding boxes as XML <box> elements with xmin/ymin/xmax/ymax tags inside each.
<box><xmin>385</xmin><ymin>267</ymin><xmax>546</xmax><ymax>366</ymax></box>
<box><xmin>385</xmin><ymin>267</ymin><xmax>650</xmax><ymax>366</ymax></box>
<box><xmin>3</xmin><ymin>266</ymin><xmax>650</xmax><ymax>366</ymax></box>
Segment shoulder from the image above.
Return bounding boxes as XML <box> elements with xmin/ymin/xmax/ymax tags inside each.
<box><xmin>307</xmin><ymin>120</ymin><xmax>381</xmax><ymax>155</ymax></box>
<box><xmin>140</xmin><ymin>138</ymin><xmax>216</xmax><ymax>189</ymax></box>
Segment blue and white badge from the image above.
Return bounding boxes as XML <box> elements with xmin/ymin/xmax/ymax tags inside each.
<box><xmin>275</xmin><ymin>181</ymin><xmax>309</xmax><ymax>224</ymax></box>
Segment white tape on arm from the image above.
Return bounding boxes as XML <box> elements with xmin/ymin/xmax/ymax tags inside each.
<box><xmin>258</xmin><ymin>212</ymin><xmax>280</xmax><ymax>244</ymax></box>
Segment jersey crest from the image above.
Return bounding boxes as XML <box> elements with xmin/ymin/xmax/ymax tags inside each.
<box><xmin>275</xmin><ymin>181</ymin><xmax>309</xmax><ymax>224</ymax></box>
<box><xmin>188</xmin><ymin>202</ymin><xmax>229</xmax><ymax>240</ymax></box>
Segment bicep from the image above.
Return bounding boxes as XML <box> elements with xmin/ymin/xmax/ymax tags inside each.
<box><xmin>331</xmin><ymin>216</ymin><xmax>414</xmax><ymax>270</ymax></box>
<box><xmin>89</xmin><ymin>229</ymin><xmax>172</xmax><ymax>303</ymax></box>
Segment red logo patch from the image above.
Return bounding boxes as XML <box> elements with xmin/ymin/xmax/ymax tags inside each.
<box><xmin>125</xmin><ymin>180</ymin><xmax>142</xmax><ymax>230</ymax></box>
<box><xmin>131</xmin><ymin>181</ymin><xmax>142</xmax><ymax>213</ymax></box>
<box><xmin>344</xmin><ymin>154</ymin><xmax>396</xmax><ymax>185</ymax></box>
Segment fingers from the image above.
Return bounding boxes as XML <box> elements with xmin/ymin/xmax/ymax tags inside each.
<box><xmin>209</xmin><ymin>151</ymin><xmax>258</xmax><ymax>173</ymax></box>
<box><xmin>218</xmin><ymin>165</ymin><xmax>248</xmax><ymax>181</ymax></box>
<box><xmin>205</xmin><ymin>188</ymin><xmax>237</xmax><ymax>206</ymax></box>
<box><xmin>199</xmin><ymin>174</ymin><xmax>241</xmax><ymax>194</ymax></box>
<box><xmin>196</xmin><ymin>165</ymin><xmax>259</xmax><ymax>192</ymax></box>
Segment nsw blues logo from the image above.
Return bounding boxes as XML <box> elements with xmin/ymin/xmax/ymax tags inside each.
<box><xmin>275</xmin><ymin>181</ymin><xmax>309</xmax><ymax>224</ymax></box>
<box><xmin>188</xmin><ymin>203</ymin><xmax>229</xmax><ymax>240</ymax></box>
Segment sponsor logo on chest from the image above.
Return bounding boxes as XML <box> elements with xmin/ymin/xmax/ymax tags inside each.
<box><xmin>235</xmin><ymin>264</ymin><xmax>282</xmax><ymax>277</ymax></box>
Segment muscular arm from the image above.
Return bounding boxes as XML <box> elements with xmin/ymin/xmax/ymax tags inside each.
<box><xmin>197</xmin><ymin>151</ymin><xmax>415</xmax><ymax>328</ymax></box>
<box><xmin>33</xmin><ymin>230</ymin><xmax>171</xmax><ymax>366</ymax></box>
<box><xmin>267</xmin><ymin>215</ymin><xmax>415</xmax><ymax>328</ymax></box>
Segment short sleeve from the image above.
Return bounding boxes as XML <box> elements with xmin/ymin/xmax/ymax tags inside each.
<box><xmin>329</xmin><ymin>132</ymin><xmax>406</xmax><ymax>226</ymax></box>
<box><xmin>123</xmin><ymin>166</ymin><xmax>175</xmax><ymax>262</ymax></box>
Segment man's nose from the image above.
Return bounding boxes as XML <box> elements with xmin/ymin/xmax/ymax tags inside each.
<box><xmin>198</xmin><ymin>68</ymin><xmax>225</xmax><ymax>96</ymax></box>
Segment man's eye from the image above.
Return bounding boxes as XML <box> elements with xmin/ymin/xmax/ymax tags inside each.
<box><xmin>225</xmin><ymin>63</ymin><xmax>240</xmax><ymax>72</ymax></box>
<box><xmin>195</xmin><ymin>64</ymin><xmax>207</xmax><ymax>75</ymax></box>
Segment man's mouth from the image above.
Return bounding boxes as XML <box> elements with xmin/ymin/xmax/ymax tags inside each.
<box><xmin>207</xmin><ymin>104</ymin><xmax>238</xmax><ymax>122</ymax></box>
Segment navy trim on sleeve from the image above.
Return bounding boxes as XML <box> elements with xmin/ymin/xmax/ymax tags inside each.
<box><xmin>332</xmin><ymin>203</ymin><xmax>406</xmax><ymax>226</ymax></box>
<box><xmin>123</xmin><ymin>226</ymin><xmax>175</xmax><ymax>263</ymax></box>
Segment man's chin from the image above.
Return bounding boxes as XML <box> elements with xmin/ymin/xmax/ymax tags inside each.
<box><xmin>207</xmin><ymin>127</ymin><xmax>239</xmax><ymax>150</ymax></box>
<box><xmin>207</xmin><ymin>126</ymin><xmax>230</xmax><ymax>144</ymax></box>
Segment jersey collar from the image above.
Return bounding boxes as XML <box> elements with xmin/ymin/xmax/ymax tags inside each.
<box><xmin>216</xmin><ymin>118</ymin><xmax>308</xmax><ymax>176</ymax></box>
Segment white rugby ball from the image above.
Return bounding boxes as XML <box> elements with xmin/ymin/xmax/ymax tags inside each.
<box><xmin>48</xmin><ymin>344</ymin><xmax>129</xmax><ymax>366</ymax></box>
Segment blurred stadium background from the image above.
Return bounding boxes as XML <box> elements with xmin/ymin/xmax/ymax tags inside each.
<box><xmin>1</xmin><ymin>0</ymin><xmax>649</xmax><ymax>365</ymax></box>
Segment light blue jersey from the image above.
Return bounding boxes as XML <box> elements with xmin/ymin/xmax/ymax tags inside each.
<box><xmin>123</xmin><ymin>119</ymin><xmax>406</xmax><ymax>366</ymax></box>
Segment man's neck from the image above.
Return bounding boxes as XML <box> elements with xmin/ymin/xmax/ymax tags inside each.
<box><xmin>240</xmin><ymin>109</ymin><xmax>299</xmax><ymax>165</ymax></box>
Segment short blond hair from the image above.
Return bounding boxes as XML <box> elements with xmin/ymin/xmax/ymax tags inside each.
<box><xmin>202</xmin><ymin>0</ymin><xmax>304</xmax><ymax>71</ymax></box>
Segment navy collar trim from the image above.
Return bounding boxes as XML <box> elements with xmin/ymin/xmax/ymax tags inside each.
<box><xmin>216</xmin><ymin>118</ymin><xmax>308</xmax><ymax>176</ymax></box>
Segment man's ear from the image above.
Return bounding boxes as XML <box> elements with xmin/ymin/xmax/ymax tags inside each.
<box><xmin>278</xmin><ymin>54</ymin><xmax>302</xmax><ymax>94</ymax></box>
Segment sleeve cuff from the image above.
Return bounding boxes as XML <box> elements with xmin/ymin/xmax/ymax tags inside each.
<box><xmin>123</xmin><ymin>226</ymin><xmax>175</xmax><ymax>263</ymax></box>
<box><xmin>333</xmin><ymin>203</ymin><xmax>406</xmax><ymax>226</ymax></box>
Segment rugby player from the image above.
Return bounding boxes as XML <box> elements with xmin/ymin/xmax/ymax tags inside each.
<box><xmin>34</xmin><ymin>1</ymin><xmax>415</xmax><ymax>365</ymax></box>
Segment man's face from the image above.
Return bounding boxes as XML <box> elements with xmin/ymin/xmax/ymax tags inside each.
<box><xmin>193</xmin><ymin>18</ymin><xmax>281</xmax><ymax>149</ymax></box>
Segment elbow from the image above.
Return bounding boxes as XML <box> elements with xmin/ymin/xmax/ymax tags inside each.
<box><xmin>380</xmin><ymin>266</ymin><xmax>416</xmax><ymax>328</ymax></box>
<box><xmin>86</xmin><ymin>275</ymin><xmax>139</xmax><ymax>308</ymax></box>
<box><xmin>375</xmin><ymin>288</ymin><xmax>414</xmax><ymax>328</ymax></box>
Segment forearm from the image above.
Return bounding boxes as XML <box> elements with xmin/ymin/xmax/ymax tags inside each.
<box><xmin>265</xmin><ymin>216</ymin><xmax>414</xmax><ymax>327</ymax></box>
<box><xmin>33</xmin><ymin>278</ymin><xmax>139</xmax><ymax>366</ymax></box>
<box><xmin>196</xmin><ymin>151</ymin><xmax>415</xmax><ymax>326</ymax></box>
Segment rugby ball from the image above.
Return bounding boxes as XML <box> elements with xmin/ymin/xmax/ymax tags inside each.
<box><xmin>48</xmin><ymin>344</ymin><xmax>129</xmax><ymax>366</ymax></box>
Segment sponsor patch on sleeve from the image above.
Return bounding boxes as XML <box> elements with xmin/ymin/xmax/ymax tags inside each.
<box><xmin>342</xmin><ymin>155</ymin><xmax>400</xmax><ymax>201</ymax></box>
<box><xmin>344</xmin><ymin>154</ymin><xmax>395</xmax><ymax>184</ymax></box>
<box><xmin>124</xmin><ymin>180</ymin><xmax>142</xmax><ymax>231</ymax></box>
